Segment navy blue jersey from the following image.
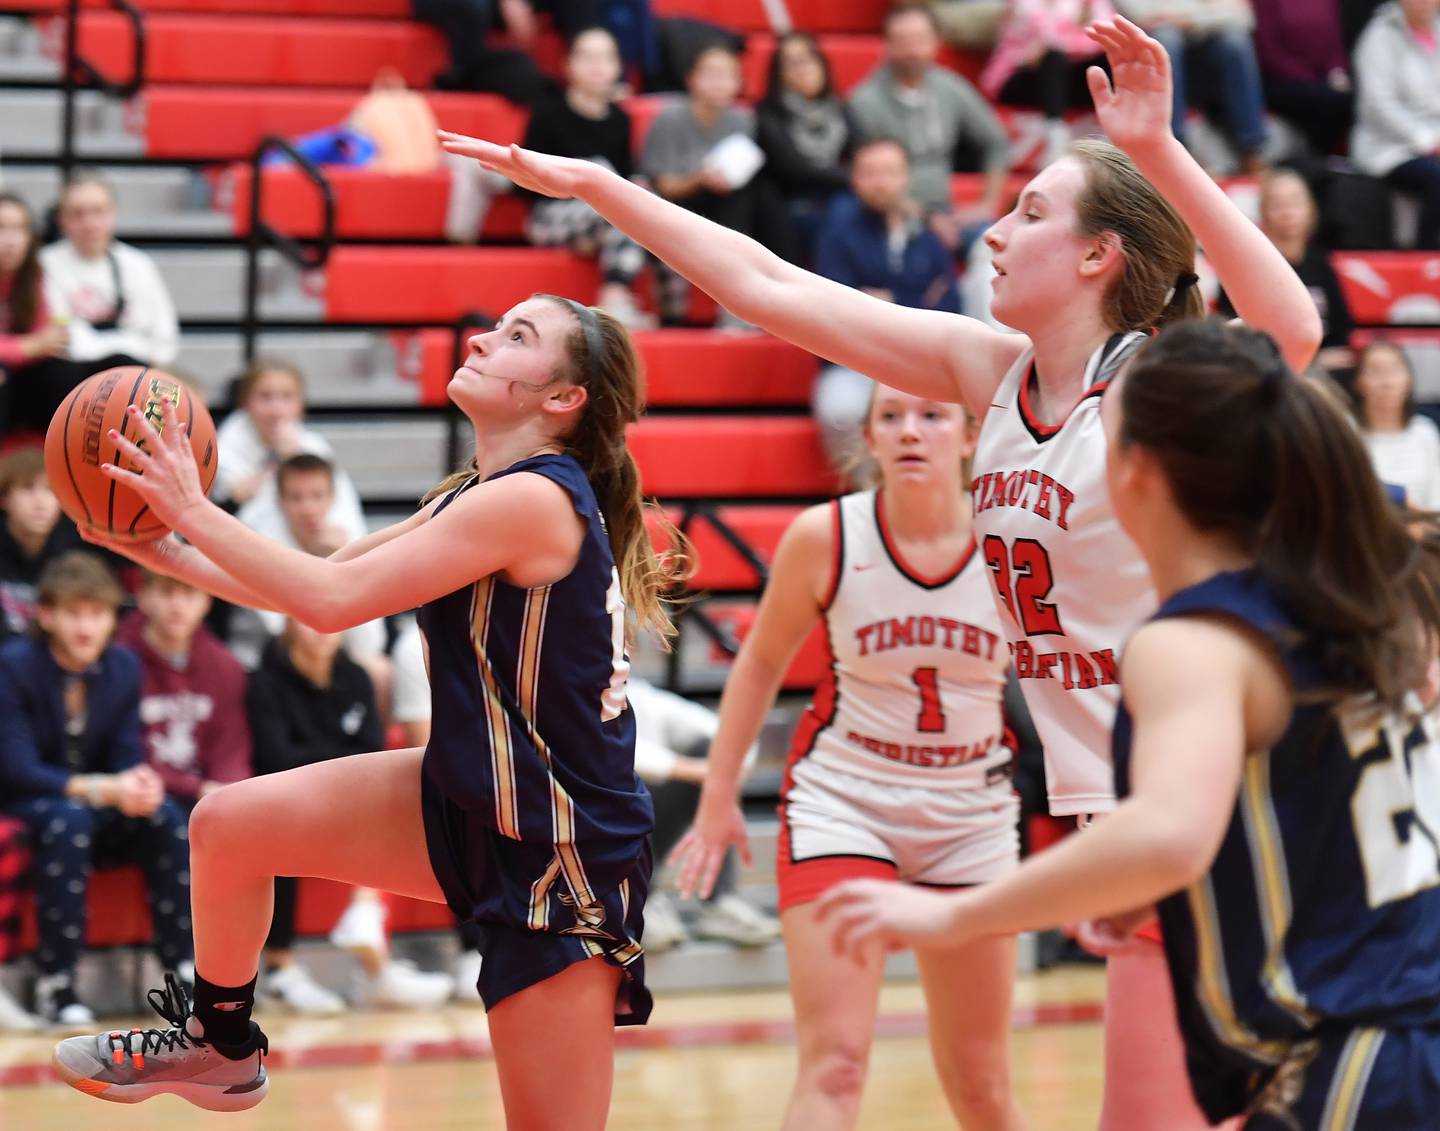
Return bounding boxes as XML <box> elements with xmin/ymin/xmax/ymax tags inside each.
<box><xmin>1114</xmin><ymin>570</ymin><xmax>1440</xmax><ymax>1123</ymax></box>
<box><xmin>416</xmin><ymin>454</ymin><xmax>652</xmax><ymax>1021</ymax></box>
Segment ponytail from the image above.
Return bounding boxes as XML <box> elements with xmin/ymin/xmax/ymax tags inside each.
<box><xmin>1120</xmin><ymin>319</ymin><xmax>1440</xmax><ymax>709</ymax></box>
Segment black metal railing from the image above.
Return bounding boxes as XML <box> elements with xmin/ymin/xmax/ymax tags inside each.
<box><xmin>60</xmin><ymin>0</ymin><xmax>146</xmax><ymax>177</ymax></box>
<box><xmin>241</xmin><ymin>136</ymin><xmax>336</xmax><ymax>362</ymax></box>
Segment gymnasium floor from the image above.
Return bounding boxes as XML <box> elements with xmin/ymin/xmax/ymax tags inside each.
<box><xmin>0</xmin><ymin>967</ymin><xmax>1106</xmax><ymax>1129</ymax></box>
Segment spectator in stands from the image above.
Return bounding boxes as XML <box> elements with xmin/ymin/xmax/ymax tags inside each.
<box><xmin>1250</xmin><ymin>0</ymin><xmax>1354</xmax><ymax>157</ymax></box>
<box><xmin>214</xmin><ymin>359</ymin><xmax>366</xmax><ymax>529</ymax></box>
<box><xmin>848</xmin><ymin>3</ymin><xmax>1012</xmax><ymax>241</ymax></box>
<box><xmin>0</xmin><ymin>815</ymin><xmax>40</xmax><ymax>1031</ymax></box>
<box><xmin>0</xmin><ymin>553</ymin><xmax>192</xmax><ymax>1027</ymax></box>
<box><xmin>113</xmin><ymin>571</ymin><xmax>252</xmax><ymax>809</ymax></box>
<box><xmin>0</xmin><ymin>448</ymin><xmax>85</xmax><ymax>642</ymax></box>
<box><xmin>0</xmin><ymin>193</ymin><xmax>70</xmax><ymax>437</ymax></box>
<box><xmin>921</xmin><ymin>0</ymin><xmax>1008</xmax><ymax>51</ymax></box>
<box><xmin>756</xmin><ymin>33</ymin><xmax>857</xmax><ymax>264</ymax></box>
<box><xmin>523</xmin><ymin>28</ymin><xmax>654</xmax><ymax>328</ymax></box>
<box><xmin>1351</xmin><ymin>340</ymin><xmax>1440</xmax><ymax>507</ymax></box>
<box><xmin>249</xmin><ymin>616</ymin><xmax>450</xmax><ymax>1012</ymax></box>
<box><xmin>234</xmin><ymin>455</ymin><xmax>390</xmax><ymax>694</ymax></box>
<box><xmin>1117</xmin><ymin>0</ymin><xmax>1270</xmax><ymax>174</ymax></box>
<box><xmin>641</xmin><ymin>43</ymin><xmax>775</xmax><ymax>328</ymax></box>
<box><xmin>1351</xmin><ymin>0</ymin><xmax>1440</xmax><ymax>250</ymax></box>
<box><xmin>629</xmin><ymin>678</ymin><xmax>780</xmax><ymax>952</ymax></box>
<box><xmin>1217</xmin><ymin>169</ymin><xmax>1354</xmax><ymax>372</ymax></box>
<box><xmin>811</xmin><ymin>140</ymin><xmax>961</xmax><ymax>476</ymax></box>
<box><xmin>982</xmin><ymin>0</ymin><xmax>1114</xmax><ymax>169</ymax></box>
<box><xmin>41</xmin><ymin>171</ymin><xmax>180</xmax><ymax>389</ymax></box>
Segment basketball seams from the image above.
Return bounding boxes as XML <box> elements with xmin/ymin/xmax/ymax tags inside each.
<box><xmin>59</xmin><ymin>388</ymin><xmax>95</xmax><ymax>527</ymax></box>
<box><xmin>108</xmin><ymin>367</ymin><xmax>149</xmax><ymax>536</ymax></box>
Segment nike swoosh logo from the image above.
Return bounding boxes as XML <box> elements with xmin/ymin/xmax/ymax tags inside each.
<box><xmin>853</xmin><ymin>563</ymin><xmax>877</xmax><ymax>572</ymax></box>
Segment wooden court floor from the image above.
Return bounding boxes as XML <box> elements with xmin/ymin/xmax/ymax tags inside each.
<box><xmin>0</xmin><ymin>968</ymin><xmax>1106</xmax><ymax>1130</ymax></box>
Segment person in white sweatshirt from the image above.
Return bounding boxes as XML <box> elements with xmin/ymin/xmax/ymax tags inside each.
<box><xmin>1350</xmin><ymin>0</ymin><xmax>1440</xmax><ymax>249</ymax></box>
<box><xmin>40</xmin><ymin>170</ymin><xmax>180</xmax><ymax>373</ymax></box>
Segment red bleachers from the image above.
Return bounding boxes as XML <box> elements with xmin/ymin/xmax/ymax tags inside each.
<box><xmin>71</xmin><ymin>12</ymin><xmax>447</xmax><ymax>88</ymax></box>
<box><xmin>223</xmin><ymin>166</ymin><xmax>530</xmax><ymax>241</ymax></box>
<box><xmin>628</xmin><ymin>416</ymin><xmax>836</xmax><ymax>497</ymax></box>
<box><xmin>0</xmin><ymin>0</ymin><xmax>410</xmax><ymax>13</ymax></box>
<box><xmin>141</xmin><ymin>87</ymin><xmax>527</xmax><ymax>160</ymax></box>
<box><xmin>320</xmin><ymin>246</ymin><xmax>598</xmax><ymax>321</ymax></box>
<box><xmin>648</xmin><ymin>503</ymin><xmax>803</xmax><ymax>590</ymax></box>
<box><xmin>407</xmin><ymin>327</ymin><xmax>817</xmax><ymax>408</ymax></box>
<box><xmin>1334</xmin><ymin>252</ymin><xmax>1440</xmax><ymax>325</ymax></box>
<box><xmin>710</xmin><ymin>603</ymin><xmax>831</xmax><ymax>689</ymax></box>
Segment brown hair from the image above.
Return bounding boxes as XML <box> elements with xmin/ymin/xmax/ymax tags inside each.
<box><xmin>0</xmin><ymin>193</ymin><xmax>43</xmax><ymax>335</ymax></box>
<box><xmin>276</xmin><ymin>452</ymin><xmax>335</xmax><ymax>495</ymax></box>
<box><xmin>1352</xmin><ymin>339</ymin><xmax>1417</xmax><ymax>428</ymax></box>
<box><xmin>235</xmin><ymin>357</ymin><xmax>305</xmax><ymax>409</ymax></box>
<box><xmin>1070</xmin><ymin>140</ymin><xmax>1204</xmax><ymax>332</ymax></box>
<box><xmin>424</xmin><ymin>297</ymin><xmax>689</xmax><ymax>645</ymax></box>
<box><xmin>38</xmin><ymin>551</ymin><xmax>124</xmax><ymax>611</ymax></box>
<box><xmin>1118</xmin><ymin>319</ymin><xmax>1440</xmax><ymax>709</ymax></box>
<box><xmin>884</xmin><ymin>2</ymin><xmax>941</xmax><ymax>35</ymax></box>
<box><xmin>0</xmin><ymin>446</ymin><xmax>46</xmax><ymax>501</ymax></box>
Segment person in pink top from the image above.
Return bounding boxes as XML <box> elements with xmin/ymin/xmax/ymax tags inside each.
<box><xmin>982</xmin><ymin>0</ymin><xmax>1115</xmax><ymax>167</ymax></box>
<box><xmin>0</xmin><ymin>193</ymin><xmax>67</xmax><ymax>438</ymax></box>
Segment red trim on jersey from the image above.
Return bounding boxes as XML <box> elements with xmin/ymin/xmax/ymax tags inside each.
<box><xmin>820</xmin><ymin>499</ymin><xmax>844</xmax><ymax>611</ymax></box>
<box><xmin>1135</xmin><ymin>919</ymin><xmax>1163</xmax><ymax>944</ymax></box>
<box><xmin>874</xmin><ymin>490</ymin><xmax>976</xmax><ymax>590</ymax></box>
<box><xmin>777</xmin><ymin>854</ymin><xmax>899</xmax><ymax>913</ymax></box>
<box><xmin>1016</xmin><ymin>362</ymin><xmax>1111</xmax><ymax>440</ymax></box>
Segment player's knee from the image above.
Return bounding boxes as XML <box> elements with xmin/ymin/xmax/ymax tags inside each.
<box><xmin>803</xmin><ymin>1044</ymin><xmax>869</xmax><ymax>1104</ymax></box>
<box><xmin>187</xmin><ymin>790</ymin><xmax>240</xmax><ymax>858</ymax></box>
<box><xmin>936</xmin><ymin>1060</ymin><xmax>1011</xmax><ymax>1122</ymax></box>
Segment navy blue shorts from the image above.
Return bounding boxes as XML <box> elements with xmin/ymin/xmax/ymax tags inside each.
<box><xmin>1244</xmin><ymin>1025</ymin><xmax>1440</xmax><ymax>1130</ymax></box>
<box><xmin>420</xmin><ymin>768</ymin><xmax>652</xmax><ymax>1025</ymax></box>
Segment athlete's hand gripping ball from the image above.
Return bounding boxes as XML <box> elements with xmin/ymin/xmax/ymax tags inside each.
<box><xmin>100</xmin><ymin>399</ymin><xmax>211</xmax><ymax>534</ymax></box>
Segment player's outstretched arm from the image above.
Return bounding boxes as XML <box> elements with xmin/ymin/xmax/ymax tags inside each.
<box><xmin>1085</xmin><ymin>17</ymin><xmax>1322</xmax><ymax>374</ymax></box>
<box><xmin>819</xmin><ymin>617</ymin><xmax>1275</xmax><ymax>960</ymax></box>
<box><xmin>439</xmin><ymin>132</ymin><xmax>1027</xmax><ymax>420</ymax></box>
<box><xmin>672</xmin><ymin>504</ymin><xmax>832</xmax><ymax>899</ymax></box>
<box><xmin>78</xmin><ymin>528</ymin><xmax>283</xmax><ymax>613</ymax></box>
<box><xmin>100</xmin><ymin>401</ymin><xmax>583</xmax><ymax>631</ymax></box>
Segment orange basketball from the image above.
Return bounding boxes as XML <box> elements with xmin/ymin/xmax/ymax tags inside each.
<box><xmin>43</xmin><ymin>366</ymin><xmax>218</xmax><ymax>543</ymax></box>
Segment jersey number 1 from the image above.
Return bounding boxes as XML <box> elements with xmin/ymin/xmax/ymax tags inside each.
<box><xmin>982</xmin><ymin>535</ymin><xmax>1064</xmax><ymax>636</ymax></box>
<box><xmin>911</xmin><ymin>667</ymin><xmax>946</xmax><ymax>733</ymax></box>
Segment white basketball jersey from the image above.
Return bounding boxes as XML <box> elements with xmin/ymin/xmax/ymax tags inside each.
<box><xmin>971</xmin><ymin>332</ymin><xmax>1155</xmax><ymax>815</ymax></box>
<box><xmin>789</xmin><ymin>490</ymin><xmax>1012</xmax><ymax>789</ymax></box>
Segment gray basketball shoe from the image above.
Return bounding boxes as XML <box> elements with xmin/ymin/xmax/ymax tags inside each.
<box><xmin>52</xmin><ymin>972</ymin><xmax>269</xmax><ymax>1112</ymax></box>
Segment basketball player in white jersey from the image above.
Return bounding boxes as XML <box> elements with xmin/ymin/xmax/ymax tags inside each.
<box><xmin>672</xmin><ymin>386</ymin><xmax>1023</xmax><ymax>1131</ymax></box>
<box><xmin>440</xmin><ymin>16</ymin><xmax>1321</xmax><ymax>1127</ymax></box>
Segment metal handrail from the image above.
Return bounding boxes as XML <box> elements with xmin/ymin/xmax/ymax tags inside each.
<box><xmin>241</xmin><ymin>136</ymin><xmax>337</xmax><ymax>362</ymax></box>
<box><xmin>60</xmin><ymin>0</ymin><xmax>147</xmax><ymax>177</ymax></box>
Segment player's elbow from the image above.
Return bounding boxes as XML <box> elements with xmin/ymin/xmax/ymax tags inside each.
<box><xmin>1147</xmin><ymin>823</ymin><xmax>1220</xmax><ymax>891</ymax></box>
<box><xmin>1281</xmin><ymin>310</ymin><xmax>1324</xmax><ymax>376</ymax></box>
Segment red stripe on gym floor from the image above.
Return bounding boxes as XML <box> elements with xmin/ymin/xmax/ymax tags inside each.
<box><xmin>0</xmin><ymin>1001</ymin><xmax>1101</xmax><ymax>1088</ymax></box>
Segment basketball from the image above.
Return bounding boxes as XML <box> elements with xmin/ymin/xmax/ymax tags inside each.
<box><xmin>43</xmin><ymin>365</ymin><xmax>218</xmax><ymax>543</ymax></box>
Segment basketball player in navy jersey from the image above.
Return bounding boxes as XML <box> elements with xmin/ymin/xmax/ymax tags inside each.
<box><xmin>441</xmin><ymin>17</ymin><xmax>1322</xmax><ymax>1129</ymax></box>
<box><xmin>821</xmin><ymin>319</ymin><xmax>1440</xmax><ymax>1129</ymax></box>
<box><xmin>50</xmin><ymin>295</ymin><xmax>685</xmax><ymax>1130</ymax></box>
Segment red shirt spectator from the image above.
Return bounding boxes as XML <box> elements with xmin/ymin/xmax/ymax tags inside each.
<box><xmin>114</xmin><ymin>573</ymin><xmax>253</xmax><ymax>806</ymax></box>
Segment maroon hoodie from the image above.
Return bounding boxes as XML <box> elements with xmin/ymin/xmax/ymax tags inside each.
<box><xmin>113</xmin><ymin>612</ymin><xmax>253</xmax><ymax>803</ymax></box>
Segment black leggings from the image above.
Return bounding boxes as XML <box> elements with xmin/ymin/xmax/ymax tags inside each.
<box><xmin>999</xmin><ymin>48</ymin><xmax>1106</xmax><ymax>121</ymax></box>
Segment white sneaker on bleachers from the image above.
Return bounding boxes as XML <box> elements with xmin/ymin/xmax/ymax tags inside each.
<box><xmin>264</xmin><ymin>964</ymin><xmax>346</xmax><ymax>1016</ymax></box>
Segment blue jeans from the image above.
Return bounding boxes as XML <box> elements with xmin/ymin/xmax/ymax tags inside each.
<box><xmin>1151</xmin><ymin>24</ymin><xmax>1267</xmax><ymax>156</ymax></box>
<box><xmin>1387</xmin><ymin>155</ymin><xmax>1440</xmax><ymax>250</ymax></box>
